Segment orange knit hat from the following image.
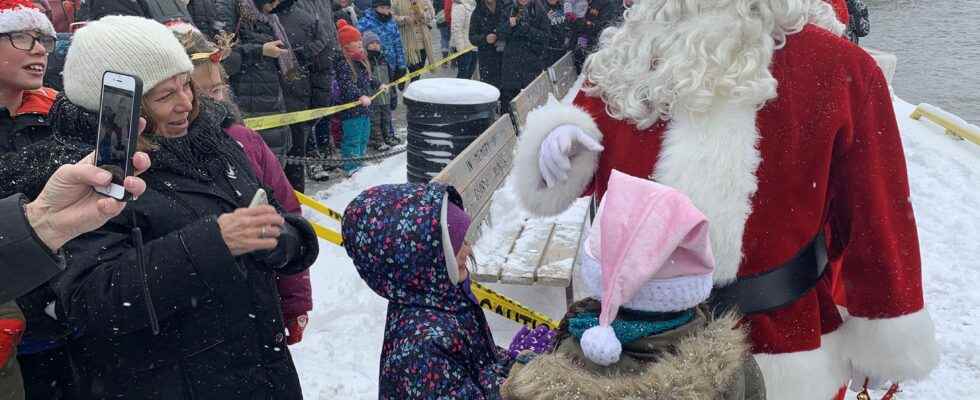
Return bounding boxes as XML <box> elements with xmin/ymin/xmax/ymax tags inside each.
<box><xmin>336</xmin><ymin>20</ymin><xmax>362</xmax><ymax>47</ymax></box>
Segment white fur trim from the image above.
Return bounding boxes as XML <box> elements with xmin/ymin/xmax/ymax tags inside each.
<box><xmin>651</xmin><ymin>102</ymin><xmax>762</xmax><ymax>286</ymax></box>
<box><xmin>840</xmin><ymin>309</ymin><xmax>939</xmax><ymax>381</ymax></box>
<box><xmin>580</xmin><ymin>249</ymin><xmax>712</xmax><ymax>312</ymax></box>
<box><xmin>755</xmin><ymin>329</ymin><xmax>850</xmax><ymax>400</ymax></box>
<box><xmin>0</xmin><ymin>6</ymin><xmax>56</xmax><ymax>37</ymax></box>
<box><xmin>513</xmin><ymin>99</ymin><xmax>602</xmax><ymax>216</ymax></box>
<box><xmin>441</xmin><ymin>194</ymin><xmax>460</xmax><ymax>284</ymax></box>
<box><xmin>580</xmin><ymin>325</ymin><xmax>621</xmax><ymax>366</ymax></box>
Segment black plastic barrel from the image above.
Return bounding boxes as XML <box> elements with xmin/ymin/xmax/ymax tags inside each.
<box><xmin>403</xmin><ymin>78</ymin><xmax>500</xmax><ymax>183</ymax></box>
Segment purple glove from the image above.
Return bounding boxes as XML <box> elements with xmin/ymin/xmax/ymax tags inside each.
<box><xmin>576</xmin><ymin>36</ymin><xmax>588</xmax><ymax>49</ymax></box>
<box><xmin>507</xmin><ymin>325</ymin><xmax>557</xmax><ymax>358</ymax></box>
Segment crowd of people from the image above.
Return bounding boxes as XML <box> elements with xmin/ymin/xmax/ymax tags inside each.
<box><xmin>0</xmin><ymin>0</ymin><xmax>905</xmax><ymax>398</ymax></box>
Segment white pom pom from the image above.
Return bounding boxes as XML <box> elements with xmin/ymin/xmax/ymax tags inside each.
<box><xmin>580</xmin><ymin>325</ymin><xmax>621</xmax><ymax>366</ymax></box>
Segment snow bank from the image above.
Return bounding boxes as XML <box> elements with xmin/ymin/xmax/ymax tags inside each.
<box><xmin>293</xmin><ymin>92</ymin><xmax>980</xmax><ymax>399</ymax></box>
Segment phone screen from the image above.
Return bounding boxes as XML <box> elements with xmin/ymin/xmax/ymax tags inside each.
<box><xmin>96</xmin><ymin>86</ymin><xmax>136</xmax><ymax>187</ymax></box>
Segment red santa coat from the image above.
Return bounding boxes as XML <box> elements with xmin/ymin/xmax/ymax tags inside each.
<box><xmin>513</xmin><ymin>25</ymin><xmax>938</xmax><ymax>400</ymax></box>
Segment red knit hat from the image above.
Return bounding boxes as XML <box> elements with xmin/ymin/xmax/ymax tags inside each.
<box><xmin>336</xmin><ymin>19</ymin><xmax>361</xmax><ymax>47</ymax></box>
<box><xmin>0</xmin><ymin>0</ymin><xmax>55</xmax><ymax>36</ymax></box>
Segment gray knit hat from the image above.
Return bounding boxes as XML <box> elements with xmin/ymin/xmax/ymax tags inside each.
<box><xmin>362</xmin><ymin>31</ymin><xmax>381</xmax><ymax>48</ymax></box>
<box><xmin>63</xmin><ymin>16</ymin><xmax>194</xmax><ymax>112</ymax></box>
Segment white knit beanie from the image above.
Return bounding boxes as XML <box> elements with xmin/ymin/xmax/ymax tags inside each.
<box><xmin>63</xmin><ymin>16</ymin><xmax>194</xmax><ymax>111</ymax></box>
<box><xmin>0</xmin><ymin>0</ymin><xmax>55</xmax><ymax>37</ymax></box>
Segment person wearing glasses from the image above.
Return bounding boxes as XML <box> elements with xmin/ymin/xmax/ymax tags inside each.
<box><xmin>0</xmin><ymin>1</ymin><xmax>79</xmax><ymax>399</ymax></box>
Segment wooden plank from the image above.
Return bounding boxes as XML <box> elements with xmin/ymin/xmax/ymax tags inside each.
<box><xmin>432</xmin><ymin>115</ymin><xmax>516</xmax><ymax>217</ymax></box>
<box><xmin>535</xmin><ymin>199</ymin><xmax>589</xmax><ymax>286</ymax></box>
<box><xmin>500</xmin><ymin>221</ymin><xmax>554</xmax><ymax>285</ymax></box>
<box><xmin>548</xmin><ymin>52</ymin><xmax>577</xmax><ymax>100</ymax></box>
<box><xmin>472</xmin><ymin>220</ymin><xmax>524</xmax><ymax>283</ymax></box>
<box><xmin>509</xmin><ymin>72</ymin><xmax>555</xmax><ymax>132</ymax></box>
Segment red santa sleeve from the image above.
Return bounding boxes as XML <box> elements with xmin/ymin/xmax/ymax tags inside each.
<box><xmin>829</xmin><ymin>70</ymin><xmax>939</xmax><ymax>382</ymax></box>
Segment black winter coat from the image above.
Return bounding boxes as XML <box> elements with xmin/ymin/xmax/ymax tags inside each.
<box><xmin>497</xmin><ymin>0</ymin><xmax>549</xmax><ymax>91</ymax></box>
<box><xmin>0</xmin><ymin>90</ymin><xmax>75</xmax><ymax>352</ymax></box>
<box><xmin>82</xmin><ymin>0</ymin><xmax>193</xmax><ymax>23</ymax></box>
<box><xmin>542</xmin><ymin>1</ymin><xmax>571</xmax><ymax>64</ymax></box>
<box><xmin>0</xmin><ymin>195</ymin><xmax>64</xmax><ymax>304</ymax></box>
<box><xmin>278</xmin><ymin>5</ymin><xmax>338</xmax><ymax>113</ymax></box>
<box><xmin>468</xmin><ymin>0</ymin><xmax>509</xmax><ymax>53</ymax></box>
<box><xmin>187</xmin><ymin>0</ymin><xmax>240</xmax><ymax>39</ymax></box>
<box><xmin>224</xmin><ymin>7</ymin><xmax>294</xmax><ymax>156</ymax></box>
<box><xmin>48</xmin><ymin>97</ymin><xmax>318</xmax><ymax>399</ymax></box>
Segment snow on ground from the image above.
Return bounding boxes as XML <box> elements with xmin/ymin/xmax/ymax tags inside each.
<box><xmin>292</xmin><ymin>93</ymin><xmax>980</xmax><ymax>399</ymax></box>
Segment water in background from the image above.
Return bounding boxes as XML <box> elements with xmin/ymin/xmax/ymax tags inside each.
<box><xmin>862</xmin><ymin>0</ymin><xmax>979</xmax><ymax>124</ymax></box>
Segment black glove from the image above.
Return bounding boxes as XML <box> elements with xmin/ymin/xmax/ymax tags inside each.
<box><xmin>255</xmin><ymin>222</ymin><xmax>302</xmax><ymax>271</ymax></box>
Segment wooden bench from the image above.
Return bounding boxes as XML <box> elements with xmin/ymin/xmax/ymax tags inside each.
<box><xmin>434</xmin><ymin>53</ymin><xmax>585</xmax><ymax>306</ymax></box>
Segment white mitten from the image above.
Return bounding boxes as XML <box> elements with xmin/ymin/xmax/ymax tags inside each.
<box><xmin>538</xmin><ymin>124</ymin><xmax>604</xmax><ymax>187</ymax></box>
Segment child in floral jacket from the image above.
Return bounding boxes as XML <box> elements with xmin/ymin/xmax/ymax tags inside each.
<box><xmin>343</xmin><ymin>182</ymin><xmax>515</xmax><ymax>399</ymax></box>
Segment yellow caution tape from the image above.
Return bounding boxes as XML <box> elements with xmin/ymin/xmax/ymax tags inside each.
<box><xmin>471</xmin><ymin>280</ymin><xmax>559</xmax><ymax>330</ymax></box>
<box><xmin>293</xmin><ymin>191</ymin><xmax>345</xmax><ymax>244</ymax></box>
<box><xmin>244</xmin><ymin>47</ymin><xmax>477</xmax><ymax>131</ymax></box>
<box><xmin>295</xmin><ymin>191</ymin><xmax>344</xmax><ymax>222</ymax></box>
<box><xmin>309</xmin><ymin>220</ymin><xmax>344</xmax><ymax>245</ymax></box>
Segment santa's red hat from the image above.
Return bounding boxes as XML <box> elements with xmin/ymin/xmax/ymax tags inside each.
<box><xmin>0</xmin><ymin>0</ymin><xmax>55</xmax><ymax>36</ymax></box>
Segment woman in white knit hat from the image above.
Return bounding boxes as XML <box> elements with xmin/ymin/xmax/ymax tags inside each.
<box><xmin>502</xmin><ymin>171</ymin><xmax>764</xmax><ymax>400</ymax></box>
<box><xmin>45</xmin><ymin>15</ymin><xmax>318</xmax><ymax>399</ymax></box>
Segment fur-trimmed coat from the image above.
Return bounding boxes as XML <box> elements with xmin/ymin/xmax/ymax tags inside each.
<box><xmin>502</xmin><ymin>301</ymin><xmax>763</xmax><ymax>400</ymax></box>
<box><xmin>511</xmin><ymin>25</ymin><xmax>938</xmax><ymax>400</ymax></box>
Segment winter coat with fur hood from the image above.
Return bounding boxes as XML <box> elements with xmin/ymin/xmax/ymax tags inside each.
<box><xmin>502</xmin><ymin>299</ymin><xmax>765</xmax><ymax>400</ymax></box>
<box><xmin>46</xmin><ymin>96</ymin><xmax>318</xmax><ymax>399</ymax></box>
<box><xmin>342</xmin><ymin>183</ymin><xmax>515</xmax><ymax>399</ymax></box>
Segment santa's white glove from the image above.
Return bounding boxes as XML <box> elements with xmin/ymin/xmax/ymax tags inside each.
<box><xmin>538</xmin><ymin>124</ymin><xmax>604</xmax><ymax>188</ymax></box>
<box><xmin>849</xmin><ymin>370</ymin><xmax>891</xmax><ymax>392</ymax></box>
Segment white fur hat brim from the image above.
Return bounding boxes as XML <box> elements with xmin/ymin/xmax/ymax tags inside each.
<box><xmin>0</xmin><ymin>5</ymin><xmax>56</xmax><ymax>37</ymax></box>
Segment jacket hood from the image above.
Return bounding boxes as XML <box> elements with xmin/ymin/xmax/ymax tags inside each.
<box><xmin>342</xmin><ymin>183</ymin><xmax>470</xmax><ymax>311</ymax></box>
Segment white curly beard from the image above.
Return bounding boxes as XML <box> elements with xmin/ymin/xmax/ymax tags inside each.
<box><xmin>583</xmin><ymin>0</ymin><xmax>845</xmax><ymax>129</ymax></box>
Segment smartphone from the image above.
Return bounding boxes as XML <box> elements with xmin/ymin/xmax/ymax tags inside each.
<box><xmin>249</xmin><ymin>189</ymin><xmax>269</xmax><ymax>208</ymax></box>
<box><xmin>94</xmin><ymin>71</ymin><xmax>143</xmax><ymax>201</ymax></box>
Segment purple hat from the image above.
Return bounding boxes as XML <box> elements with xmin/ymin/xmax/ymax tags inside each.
<box><xmin>446</xmin><ymin>201</ymin><xmax>471</xmax><ymax>255</ymax></box>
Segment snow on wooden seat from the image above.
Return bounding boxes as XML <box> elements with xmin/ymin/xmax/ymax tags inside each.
<box><xmin>435</xmin><ymin>53</ymin><xmax>585</xmax><ymax>291</ymax></box>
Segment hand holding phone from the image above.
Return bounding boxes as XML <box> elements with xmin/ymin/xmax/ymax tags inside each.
<box><xmin>94</xmin><ymin>72</ymin><xmax>142</xmax><ymax>201</ymax></box>
<box><xmin>249</xmin><ymin>188</ymin><xmax>269</xmax><ymax>208</ymax></box>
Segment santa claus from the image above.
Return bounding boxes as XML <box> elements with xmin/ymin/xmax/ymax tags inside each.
<box><xmin>512</xmin><ymin>0</ymin><xmax>939</xmax><ymax>399</ymax></box>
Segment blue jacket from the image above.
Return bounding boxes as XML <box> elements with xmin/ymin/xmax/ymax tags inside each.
<box><xmin>342</xmin><ymin>183</ymin><xmax>514</xmax><ymax>399</ymax></box>
<box><xmin>357</xmin><ymin>10</ymin><xmax>408</xmax><ymax>71</ymax></box>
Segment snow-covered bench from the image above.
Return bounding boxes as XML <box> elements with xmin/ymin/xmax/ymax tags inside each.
<box><xmin>434</xmin><ymin>55</ymin><xmax>585</xmax><ymax>305</ymax></box>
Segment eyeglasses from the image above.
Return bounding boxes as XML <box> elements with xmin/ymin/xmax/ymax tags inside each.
<box><xmin>1</xmin><ymin>32</ymin><xmax>56</xmax><ymax>54</ymax></box>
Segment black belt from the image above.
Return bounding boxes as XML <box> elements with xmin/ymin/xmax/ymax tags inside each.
<box><xmin>708</xmin><ymin>234</ymin><xmax>828</xmax><ymax>316</ymax></box>
<box><xmin>586</xmin><ymin>195</ymin><xmax>827</xmax><ymax>316</ymax></box>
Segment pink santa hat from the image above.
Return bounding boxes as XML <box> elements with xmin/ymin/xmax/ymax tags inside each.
<box><xmin>578</xmin><ymin>170</ymin><xmax>716</xmax><ymax>366</ymax></box>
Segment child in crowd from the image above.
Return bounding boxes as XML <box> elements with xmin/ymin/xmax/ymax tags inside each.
<box><xmin>502</xmin><ymin>171</ymin><xmax>765</xmax><ymax>400</ymax></box>
<box><xmin>335</xmin><ymin>20</ymin><xmax>375</xmax><ymax>177</ymax></box>
<box><xmin>363</xmin><ymin>31</ymin><xmax>399</xmax><ymax>151</ymax></box>
<box><xmin>342</xmin><ymin>183</ymin><xmax>515</xmax><ymax>399</ymax></box>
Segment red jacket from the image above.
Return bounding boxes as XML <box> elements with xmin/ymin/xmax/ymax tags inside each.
<box><xmin>513</xmin><ymin>25</ymin><xmax>937</xmax><ymax>400</ymax></box>
<box><xmin>224</xmin><ymin>124</ymin><xmax>312</xmax><ymax>320</ymax></box>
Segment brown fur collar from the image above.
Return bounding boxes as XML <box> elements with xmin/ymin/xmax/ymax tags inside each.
<box><xmin>501</xmin><ymin>313</ymin><xmax>750</xmax><ymax>400</ymax></box>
